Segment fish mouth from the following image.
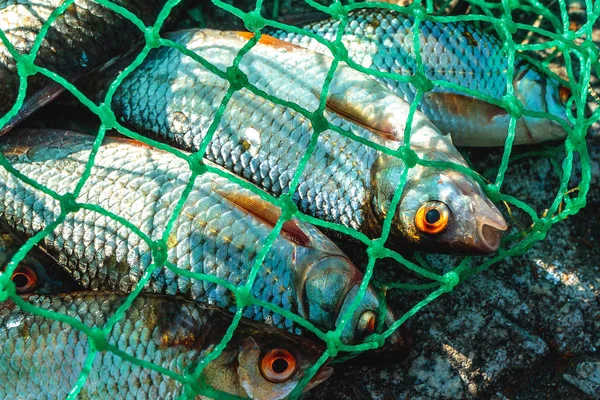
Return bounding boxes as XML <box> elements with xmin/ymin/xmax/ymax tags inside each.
<box><xmin>303</xmin><ymin>365</ymin><xmax>334</xmax><ymax>392</ymax></box>
<box><xmin>477</xmin><ymin>214</ymin><xmax>509</xmax><ymax>253</ymax></box>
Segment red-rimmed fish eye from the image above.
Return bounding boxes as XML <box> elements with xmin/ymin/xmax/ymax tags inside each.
<box><xmin>260</xmin><ymin>349</ymin><xmax>297</xmax><ymax>383</ymax></box>
<box><xmin>11</xmin><ymin>265</ymin><xmax>38</xmax><ymax>293</ymax></box>
<box><xmin>559</xmin><ymin>84</ymin><xmax>572</xmax><ymax>106</ymax></box>
<box><xmin>415</xmin><ymin>201</ymin><xmax>450</xmax><ymax>235</ymax></box>
<box><xmin>357</xmin><ymin>310</ymin><xmax>377</xmax><ymax>337</ymax></box>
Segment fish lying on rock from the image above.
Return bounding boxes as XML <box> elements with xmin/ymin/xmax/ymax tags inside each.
<box><xmin>77</xmin><ymin>28</ymin><xmax>508</xmax><ymax>254</ymax></box>
<box><xmin>0</xmin><ymin>129</ymin><xmax>408</xmax><ymax>348</ymax></box>
<box><xmin>0</xmin><ymin>292</ymin><xmax>332</xmax><ymax>399</ymax></box>
<box><xmin>0</xmin><ymin>0</ymin><xmax>179</xmax><ymax>132</ymax></box>
<box><xmin>268</xmin><ymin>8</ymin><xmax>572</xmax><ymax>146</ymax></box>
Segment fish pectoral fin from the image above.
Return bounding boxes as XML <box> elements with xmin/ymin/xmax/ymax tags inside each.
<box><xmin>0</xmin><ymin>81</ymin><xmax>66</xmax><ymax>136</ymax></box>
<box><xmin>322</xmin><ymin>93</ymin><xmax>399</xmax><ymax>142</ymax></box>
<box><xmin>425</xmin><ymin>92</ymin><xmax>507</xmax><ymax>123</ymax></box>
<box><xmin>213</xmin><ymin>185</ymin><xmax>311</xmax><ymax>247</ymax></box>
<box><xmin>235</xmin><ymin>31</ymin><xmax>307</xmax><ymax>52</ymax></box>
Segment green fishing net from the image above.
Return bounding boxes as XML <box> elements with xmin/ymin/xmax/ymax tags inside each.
<box><xmin>0</xmin><ymin>0</ymin><xmax>597</xmax><ymax>398</ymax></box>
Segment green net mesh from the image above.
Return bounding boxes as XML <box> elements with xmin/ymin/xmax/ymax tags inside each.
<box><xmin>0</xmin><ymin>0</ymin><xmax>597</xmax><ymax>398</ymax></box>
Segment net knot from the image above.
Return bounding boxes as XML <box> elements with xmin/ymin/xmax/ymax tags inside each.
<box><xmin>236</xmin><ymin>287</ymin><xmax>252</xmax><ymax>307</ymax></box>
<box><xmin>397</xmin><ymin>145</ymin><xmax>419</xmax><ymax>168</ymax></box>
<box><xmin>188</xmin><ymin>153</ymin><xmax>208</xmax><ymax>175</ymax></box>
<box><xmin>243</xmin><ymin>11</ymin><xmax>266</xmax><ymax>32</ymax></box>
<box><xmin>324</xmin><ymin>331</ymin><xmax>340</xmax><ymax>358</ymax></box>
<box><xmin>327</xmin><ymin>3</ymin><xmax>346</xmax><ymax>20</ymax></box>
<box><xmin>0</xmin><ymin>274</ymin><xmax>15</xmax><ymax>302</ymax></box>
<box><xmin>412</xmin><ymin>72</ymin><xmax>434</xmax><ymax>93</ymax></box>
<box><xmin>409</xmin><ymin>3</ymin><xmax>427</xmax><ymax>20</ymax></box>
<box><xmin>60</xmin><ymin>193</ymin><xmax>80</xmax><ymax>214</ymax></box>
<box><xmin>533</xmin><ymin>217</ymin><xmax>551</xmax><ymax>238</ymax></box>
<box><xmin>279</xmin><ymin>194</ymin><xmax>297</xmax><ymax>220</ymax></box>
<box><xmin>311</xmin><ymin>113</ymin><xmax>329</xmax><ymax>134</ymax></box>
<box><xmin>97</xmin><ymin>103</ymin><xmax>118</xmax><ymax>130</ymax></box>
<box><xmin>226</xmin><ymin>66</ymin><xmax>248</xmax><ymax>92</ymax></box>
<box><xmin>441</xmin><ymin>271</ymin><xmax>459</xmax><ymax>292</ymax></box>
<box><xmin>501</xmin><ymin>94</ymin><xmax>523</xmax><ymax>119</ymax></box>
<box><xmin>499</xmin><ymin>16</ymin><xmax>517</xmax><ymax>35</ymax></box>
<box><xmin>16</xmin><ymin>55</ymin><xmax>37</xmax><ymax>78</ymax></box>
<box><xmin>152</xmin><ymin>240</ymin><xmax>169</xmax><ymax>267</ymax></box>
<box><xmin>330</xmin><ymin>42</ymin><xmax>348</xmax><ymax>61</ymax></box>
<box><xmin>144</xmin><ymin>28</ymin><xmax>161</xmax><ymax>49</ymax></box>
<box><xmin>367</xmin><ymin>237</ymin><xmax>386</xmax><ymax>259</ymax></box>
<box><xmin>485</xmin><ymin>184</ymin><xmax>501</xmax><ymax>203</ymax></box>
<box><xmin>89</xmin><ymin>328</ymin><xmax>108</xmax><ymax>351</ymax></box>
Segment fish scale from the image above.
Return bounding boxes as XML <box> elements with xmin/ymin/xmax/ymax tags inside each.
<box><xmin>0</xmin><ymin>293</ymin><xmax>331</xmax><ymax>399</ymax></box>
<box><xmin>0</xmin><ymin>129</ymin><xmax>401</xmax><ymax>346</ymax></box>
<box><xmin>269</xmin><ymin>8</ymin><xmax>570</xmax><ymax>146</ymax></box>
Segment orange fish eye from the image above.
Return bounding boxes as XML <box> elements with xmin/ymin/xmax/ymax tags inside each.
<box><xmin>415</xmin><ymin>201</ymin><xmax>450</xmax><ymax>235</ymax></box>
<box><xmin>357</xmin><ymin>310</ymin><xmax>377</xmax><ymax>337</ymax></box>
<box><xmin>260</xmin><ymin>348</ymin><xmax>297</xmax><ymax>383</ymax></box>
<box><xmin>11</xmin><ymin>265</ymin><xmax>38</xmax><ymax>293</ymax></box>
<box><xmin>558</xmin><ymin>84</ymin><xmax>571</xmax><ymax>106</ymax></box>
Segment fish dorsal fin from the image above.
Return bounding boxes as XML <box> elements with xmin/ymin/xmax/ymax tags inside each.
<box><xmin>321</xmin><ymin>92</ymin><xmax>400</xmax><ymax>142</ymax></box>
<box><xmin>213</xmin><ymin>185</ymin><xmax>311</xmax><ymax>247</ymax></box>
<box><xmin>425</xmin><ymin>92</ymin><xmax>507</xmax><ymax>122</ymax></box>
<box><xmin>235</xmin><ymin>31</ymin><xmax>307</xmax><ymax>52</ymax></box>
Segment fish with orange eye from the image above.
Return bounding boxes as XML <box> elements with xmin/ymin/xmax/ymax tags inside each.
<box><xmin>0</xmin><ymin>293</ymin><xmax>333</xmax><ymax>399</ymax></box>
<box><xmin>0</xmin><ymin>224</ymin><xmax>80</xmax><ymax>295</ymax></box>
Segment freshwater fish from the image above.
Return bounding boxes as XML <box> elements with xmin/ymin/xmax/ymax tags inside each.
<box><xmin>79</xmin><ymin>28</ymin><xmax>507</xmax><ymax>254</ymax></box>
<box><xmin>0</xmin><ymin>129</ymin><xmax>407</xmax><ymax>347</ymax></box>
<box><xmin>0</xmin><ymin>292</ymin><xmax>332</xmax><ymax>399</ymax></box>
<box><xmin>0</xmin><ymin>220</ymin><xmax>80</xmax><ymax>294</ymax></box>
<box><xmin>0</xmin><ymin>0</ymin><xmax>176</xmax><ymax>133</ymax></box>
<box><xmin>268</xmin><ymin>8</ymin><xmax>572</xmax><ymax>146</ymax></box>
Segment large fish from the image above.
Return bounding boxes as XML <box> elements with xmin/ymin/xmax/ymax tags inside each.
<box><xmin>0</xmin><ymin>292</ymin><xmax>332</xmax><ymax>399</ymax></box>
<box><xmin>0</xmin><ymin>220</ymin><xmax>80</xmax><ymax>294</ymax></box>
<box><xmin>0</xmin><ymin>0</ymin><xmax>177</xmax><ymax>132</ymax></box>
<box><xmin>0</xmin><ymin>129</ymin><xmax>407</xmax><ymax>347</ymax></box>
<box><xmin>79</xmin><ymin>28</ymin><xmax>507</xmax><ymax>254</ymax></box>
<box><xmin>268</xmin><ymin>8</ymin><xmax>572</xmax><ymax>146</ymax></box>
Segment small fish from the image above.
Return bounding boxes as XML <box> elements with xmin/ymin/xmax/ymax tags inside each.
<box><xmin>268</xmin><ymin>8</ymin><xmax>572</xmax><ymax>146</ymax></box>
<box><xmin>79</xmin><ymin>28</ymin><xmax>507</xmax><ymax>254</ymax></box>
<box><xmin>0</xmin><ymin>129</ymin><xmax>408</xmax><ymax>348</ymax></box>
<box><xmin>0</xmin><ymin>0</ymin><xmax>179</xmax><ymax>133</ymax></box>
<box><xmin>0</xmin><ymin>292</ymin><xmax>332</xmax><ymax>399</ymax></box>
<box><xmin>0</xmin><ymin>220</ymin><xmax>80</xmax><ymax>294</ymax></box>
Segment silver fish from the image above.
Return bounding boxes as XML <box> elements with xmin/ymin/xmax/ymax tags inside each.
<box><xmin>268</xmin><ymin>8</ymin><xmax>572</xmax><ymax>146</ymax></box>
<box><xmin>0</xmin><ymin>129</ymin><xmax>406</xmax><ymax>347</ymax></box>
<box><xmin>0</xmin><ymin>292</ymin><xmax>332</xmax><ymax>399</ymax></box>
<box><xmin>80</xmin><ymin>28</ymin><xmax>508</xmax><ymax>254</ymax></box>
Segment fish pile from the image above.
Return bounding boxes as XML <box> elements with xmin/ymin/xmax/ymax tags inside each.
<box><xmin>0</xmin><ymin>1</ymin><xmax>572</xmax><ymax>399</ymax></box>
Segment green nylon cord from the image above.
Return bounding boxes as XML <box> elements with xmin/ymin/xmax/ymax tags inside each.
<box><xmin>0</xmin><ymin>0</ymin><xmax>597</xmax><ymax>399</ymax></box>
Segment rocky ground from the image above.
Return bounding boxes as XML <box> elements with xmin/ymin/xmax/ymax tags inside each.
<box><xmin>198</xmin><ymin>1</ymin><xmax>600</xmax><ymax>398</ymax></box>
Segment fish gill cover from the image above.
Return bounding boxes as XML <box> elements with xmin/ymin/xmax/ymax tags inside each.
<box><xmin>0</xmin><ymin>0</ymin><xmax>597</xmax><ymax>398</ymax></box>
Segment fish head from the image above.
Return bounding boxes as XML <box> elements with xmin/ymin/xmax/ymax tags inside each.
<box><xmin>298</xmin><ymin>243</ymin><xmax>407</xmax><ymax>348</ymax></box>
<box><xmin>0</xmin><ymin>226</ymin><xmax>79</xmax><ymax>294</ymax></box>
<box><xmin>513</xmin><ymin>64</ymin><xmax>571</xmax><ymax>142</ymax></box>
<box><xmin>370</xmin><ymin>153</ymin><xmax>508</xmax><ymax>254</ymax></box>
<box><xmin>236</xmin><ymin>330</ymin><xmax>332</xmax><ymax>399</ymax></box>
